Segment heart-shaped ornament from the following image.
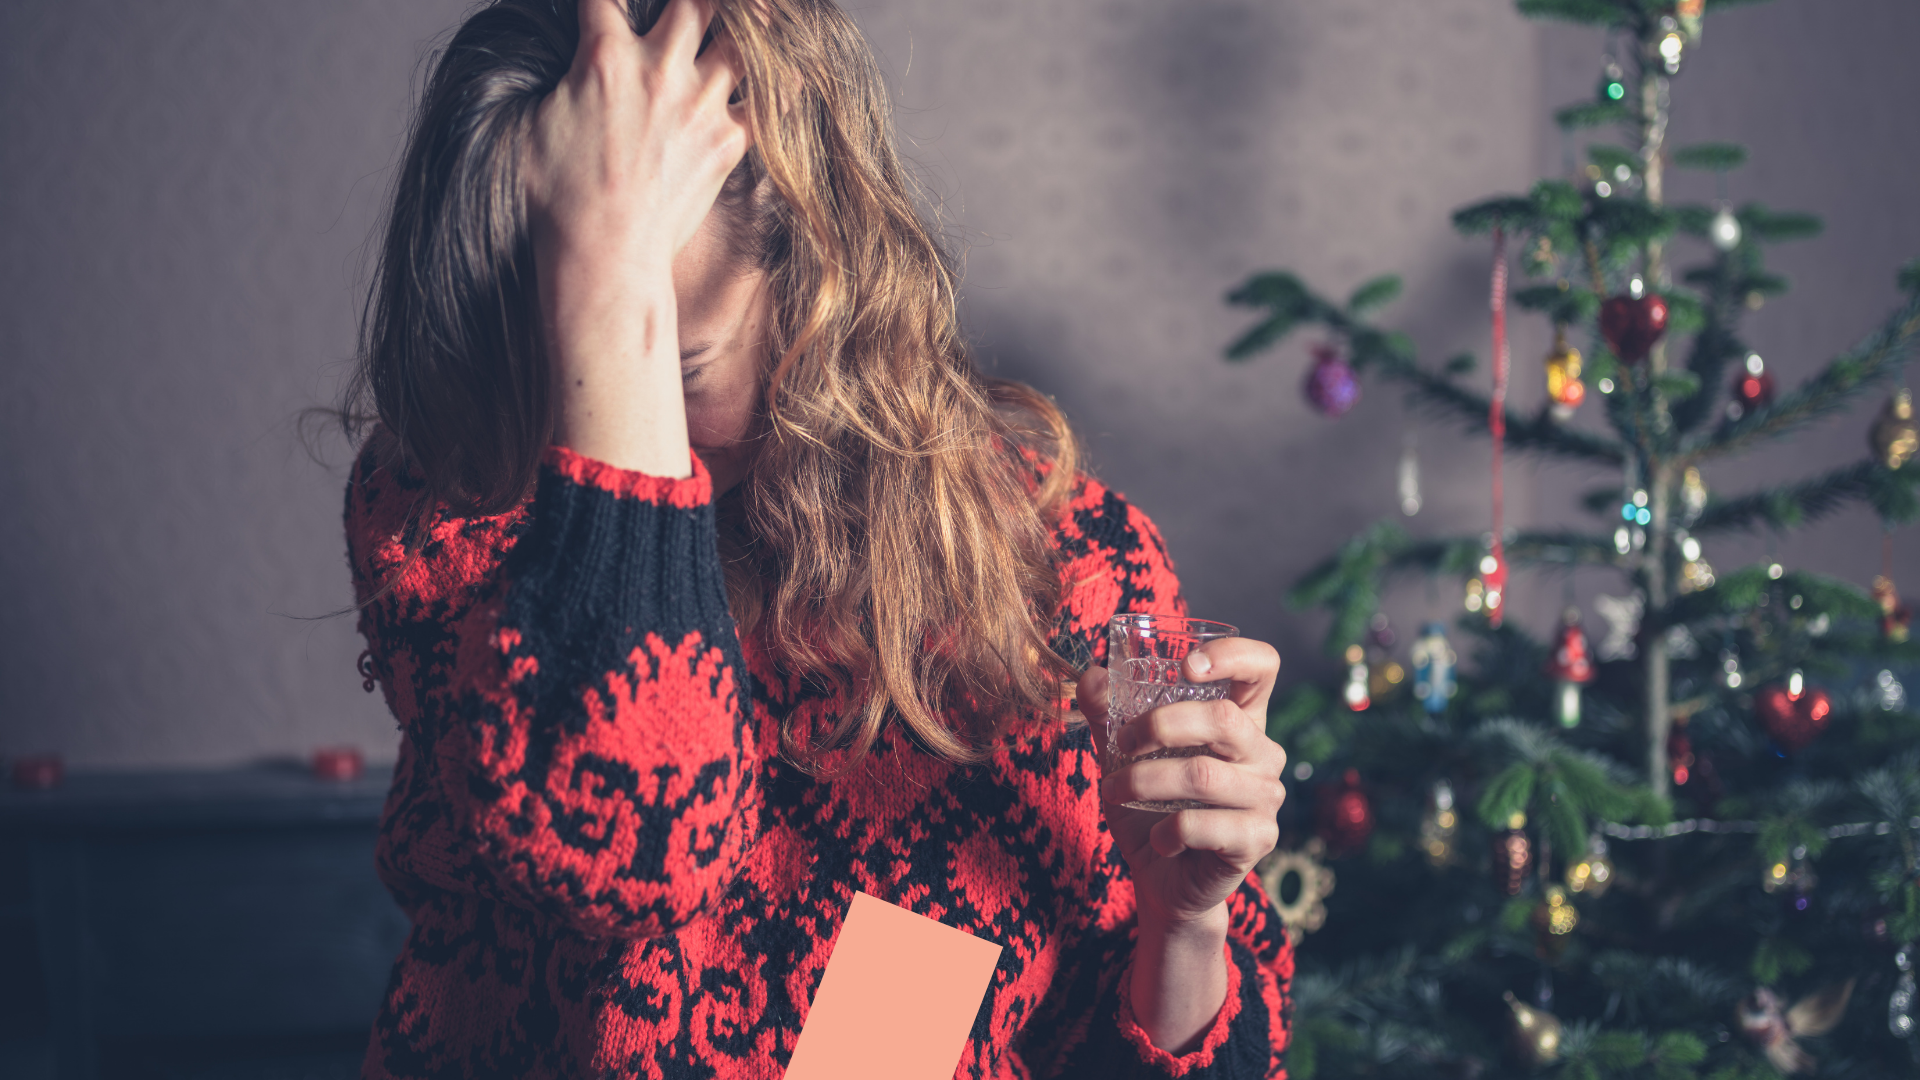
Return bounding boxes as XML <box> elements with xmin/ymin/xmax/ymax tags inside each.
<box><xmin>1754</xmin><ymin>683</ymin><xmax>1832</xmax><ymax>753</ymax></box>
<box><xmin>1598</xmin><ymin>294</ymin><xmax>1670</xmax><ymax>365</ymax></box>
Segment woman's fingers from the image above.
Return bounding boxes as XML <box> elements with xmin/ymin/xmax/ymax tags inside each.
<box><xmin>577</xmin><ymin>0</ymin><xmax>637</xmax><ymax>44</ymax></box>
<box><xmin>649</xmin><ymin>0</ymin><xmax>714</xmax><ymax>60</ymax></box>
<box><xmin>1147</xmin><ymin>808</ymin><xmax>1280</xmax><ymax>862</ymax></box>
<box><xmin>1182</xmin><ymin>636</ymin><xmax>1280</xmax><ymax>714</ymax></box>
<box><xmin>1102</xmin><ymin>752</ymin><xmax>1287</xmax><ymax>814</ymax></box>
<box><xmin>1114</xmin><ymin>696</ymin><xmax>1282</xmax><ymax>769</ymax></box>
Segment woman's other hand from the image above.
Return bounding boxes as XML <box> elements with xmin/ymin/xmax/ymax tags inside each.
<box><xmin>526</xmin><ymin>0</ymin><xmax>751</xmax><ymax>476</ymax></box>
<box><xmin>1076</xmin><ymin>637</ymin><xmax>1286</xmax><ymax>1051</ymax></box>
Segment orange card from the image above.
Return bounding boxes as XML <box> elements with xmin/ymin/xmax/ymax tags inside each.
<box><xmin>784</xmin><ymin>891</ymin><xmax>1004</xmax><ymax>1080</ymax></box>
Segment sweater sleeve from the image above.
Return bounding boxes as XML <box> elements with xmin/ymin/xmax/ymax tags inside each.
<box><xmin>1021</xmin><ymin>474</ymin><xmax>1294</xmax><ymax>1078</ymax></box>
<box><xmin>349</xmin><ymin>441</ymin><xmax>758</xmax><ymax>940</ymax></box>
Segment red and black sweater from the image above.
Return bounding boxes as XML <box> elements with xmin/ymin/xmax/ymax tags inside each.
<box><xmin>347</xmin><ymin>439</ymin><xmax>1293</xmax><ymax>1079</ymax></box>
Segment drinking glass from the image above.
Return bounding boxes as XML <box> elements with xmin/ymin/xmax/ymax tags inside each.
<box><xmin>1106</xmin><ymin>613</ymin><xmax>1239</xmax><ymax>811</ymax></box>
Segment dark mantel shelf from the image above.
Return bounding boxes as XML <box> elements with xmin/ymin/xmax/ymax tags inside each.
<box><xmin>0</xmin><ymin>764</ymin><xmax>394</xmax><ymax>832</ymax></box>
<box><xmin>3</xmin><ymin>764</ymin><xmax>406</xmax><ymax>1080</ymax></box>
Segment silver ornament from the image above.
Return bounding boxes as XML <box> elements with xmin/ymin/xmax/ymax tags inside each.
<box><xmin>1893</xmin><ymin>948</ymin><xmax>1915</xmax><ymax>1040</ymax></box>
<box><xmin>1710</xmin><ymin>205</ymin><xmax>1742</xmax><ymax>251</ymax></box>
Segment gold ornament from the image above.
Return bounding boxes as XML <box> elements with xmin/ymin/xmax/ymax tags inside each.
<box><xmin>1738</xmin><ymin>982</ymin><xmax>1856</xmax><ymax>1075</ymax></box>
<box><xmin>1680</xmin><ymin>466</ymin><xmax>1709</xmax><ymax>526</ymax></box>
<box><xmin>1873</xmin><ymin>574</ymin><xmax>1912</xmax><ymax>644</ymax></box>
<box><xmin>1421</xmin><ymin>780</ymin><xmax>1459</xmax><ymax>866</ymax></box>
<box><xmin>1530</xmin><ymin>885</ymin><xmax>1580</xmax><ymax>960</ymax></box>
<box><xmin>1762</xmin><ymin>845</ymin><xmax>1816</xmax><ymax>895</ymax></box>
<box><xmin>1566</xmin><ymin>836</ymin><xmax>1615</xmax><ymax>898</ymax></box>
<box><xmin>1258</xmin><ymin>840</ymin><xmax>1337</xmax><ymax>944</ymax></box>
<box><xmin>1545</xmin><ymin>327</ymin><xmax>1586</xmax><ymax>416</ymax></box>
<box><xmin>1504</xmin><ymin>991</ymin><xmax>1564</xmax><ymax>1066</ymax></box>
<box><xmin>1870</xmin><ymin>389</ymin><xmax>1918</xmax><ymax>469</ymax></box>
<box><xmin>1342</xmin><ymin>644</ymin><xmax>1371</xmax><ymax>711</ymax></box>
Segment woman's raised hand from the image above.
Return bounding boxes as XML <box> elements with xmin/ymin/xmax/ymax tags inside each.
<box><xmin>526</xmin><ymin>0</ymin><xmax>751</xmax><ymax>476</ymax></box>
<box><xmin>526</xmin><ymin>0</ymin><xmax>749</xmax><ymax>267</ymax></box>
<box><xmin>1079</xmin><ymin>637</ymin><xmax>1288</xmax><ymax>929</ymax></box>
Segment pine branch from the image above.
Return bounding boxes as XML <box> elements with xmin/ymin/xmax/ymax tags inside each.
<box><xmin>1389</xmin><ymin>364</ymin><xmax>1628</xmax><ymax>466</ymax></box>
<box><xmin>1685</xmin><ymin>290</ymin><xmax>1920</xmax><ymax>460</ymax></box>
<box><xmin>1691</xmin><ymin>459</ymin><xmax>1920</xmax><ymax>534</ymax></box>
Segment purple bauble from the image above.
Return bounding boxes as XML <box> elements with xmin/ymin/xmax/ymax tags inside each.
<box><xmin>1304</xmin><ymin>345</ymin><xmax>1361</xmax><ymax>417</ymax></box>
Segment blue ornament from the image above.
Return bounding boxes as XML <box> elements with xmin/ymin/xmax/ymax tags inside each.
<box><xmin>1410</xmin><ymin>621</ymin><xmax>1456</xmax><ymax>715</ymax></box>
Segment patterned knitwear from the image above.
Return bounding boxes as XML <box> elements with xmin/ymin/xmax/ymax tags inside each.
<box><xmin>347</xmin><ymin>438</ymin><xmax>1294</xmax><ymax>1079</ymax></box>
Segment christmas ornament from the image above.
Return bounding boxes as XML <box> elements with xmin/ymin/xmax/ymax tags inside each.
<box><xmin>1657</xmin><ymin>16</ymin><xmax>1686</xmax><ymax>75</ymax></box>
<box><xmin>1367</xmin><ymin>655</ymin><xmax>1406</xmax><ymax>702</ymax></box>
<box><xmin>1342</xmin><ymin>645</ymin><xmax>1371</xmax><ymax>711</ymax></box>
<box><xmin>1676</xmin><ymin>0</ymin><xmax>1705</xmax><ymax>42</ymax></box>
<box><xmin>1596</xmin><ymin>59</ymin><xmax>1626</xmax><ymax>105</ymax></box>
<box><xmin>1864</xmin><ymin>668</ymin><xmax>1907</xmax><ymax>713</ymax></box>
<box><xmin>1421</xmin><ymin>780</ymin><xmax>1459</xmax><ymax>866</ymax></box>
<box><xmin>1411</xmin><ymin>622</ymin><xmax>1457</xmax><ymax>714</ymax></box>
<box><xmin>1870</xmin><ymin>388</ymin><xmax>1918</xmax><ymax>468</ymax></box>
<box><xmin>1667</xmin><ymin>718</ymin><xmax>1695</xmax><ymax>787</ymax></box>
<box><xmin>1397</xmin><ymin>436</ymin><xmax>1422</xmax><ymax>516</ymax></box>
<box><xmin>1544</xmin><ymin>327</ymin><xmax>1585</xmax><ymax>417</ymax></box>
<box><xmin>1874</xmin><ymin>574</ymin><xmax>1912</xmax><ymax>643</ymax></box>
<box><xmin>1719</xmin><ymin>645</ymin><xmax>1744</xmax><ymax>690</ymax></box>
<box><xmin>1531</xmin><ymin>884</ymin><xmax>1580</xmax><ymax>961</ymax></box>
<box><xmin>1545</xmin><ymin>609</ymin><xmax>1594</xmax><ymax>728</ymax></box>
<box><xmin>1709</xmin><ymin>203</ymin><xmax>1742</xmax><ymax>251</ymax></box>
<box><xmin>1755</xmin><ymin>674</ymin><xmax>1833</xmax><ymax>753</ymax></box>
<box><xmin>1594</xmin><ymin>592</ymin><xmax>1644</xmax><ymax>662</ymax></box>
<box><xmin>1675</xmin><ymin>529</ymin><xmax>1715</xmax><ymax>593</ymax></box>
<box><xmin>1303</xmin><ymin>343</ymin><xmax>1360</xmax><ymax>417</ymax></box>
<box><xmin>1892</xmin><ymin>946</ymin><xmax>1915</xmax><ymax>1041</ymax></box>
<box><xmin>1761</xmin><ymin>845</ymin><xmax>1816</xmax><ymax>896</ymax></box>
<box><xmin>1495</xmin><ymin>812</ymin><xmax>1533</xmax><ymax>896</ymax></box>
<box><xmin>1257</xmin><ymin>840</ymin><xmax>1337</xmax><ymax>944</ymax></box>
<box><xmin>1680</xmin><ymin>465</ymin><xmax>1709</xmax><ymax>525</ymax></box>
<box><xmin>1738</xmin><ymin>982</ymin><xmax>1855</xmax><ymax>1075</ymax></box>
<box><xmin>1565</xmin><ymin>836</ymin><xmax>1614</xmax><ymax>898</ymax></box>
<box><xmin>1725</xmin><ymin>352</ymin><xmax>1774</xmax><ymax>421</ymax></box>
<box><xmin>1504</xmin><ymin>990</ymin><xmax>1564</xmax><ymax>1066</ymax></box>
<box><xmin>1599</xmin><ymin>291</ymin><xmax>1669</xmax><ymax>365</ymax></box>
<box><xmin>1476</xmin><ymin>550</ymin><xmax>1509</xmax><ymax>626</ymax></box>
<box><xmin>1316</xmin><ymin>768</ymin><xmax>1374</xmax><ymax>856</ymax></box>
<box><xmin>1367</xmin><ymin>612</ymin><xmax>1396</xmax><ymax>649</ymax></box>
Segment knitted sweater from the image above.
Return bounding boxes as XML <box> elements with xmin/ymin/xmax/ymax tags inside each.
<box><xmin>347</xmin><ymin>439</ymin><xmax>1294</xmax><ymax>1079</ymax></box>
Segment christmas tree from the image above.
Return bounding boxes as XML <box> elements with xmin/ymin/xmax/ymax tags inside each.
<box><xmin>1223</xmin><ymin>1</ymin><xmax>1920</xmax><ymax>1077</ymax></box>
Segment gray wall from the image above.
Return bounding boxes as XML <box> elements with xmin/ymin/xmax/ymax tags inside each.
<box><xmin>2</xmin><ymin>0</ymin><xmax>1913</xmax><ymax>770</ymax></box>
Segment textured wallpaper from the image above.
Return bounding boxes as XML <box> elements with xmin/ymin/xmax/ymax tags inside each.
<box><xmin>2</xmin><ymin>0</ymin><xmax>1913</xmax><ymax>768</ymax></box>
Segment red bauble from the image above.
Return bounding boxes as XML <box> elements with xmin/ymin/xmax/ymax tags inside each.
<box><xmin>1315</xmin><ymin>768</ymin><xmax>1374</xmax><ymax>856</ymax></box>
<box><xmin>1598</xmin><ymin>293</ymin><xmax>1670</xmax><ymax>365</ymax></box>
<box><xmin>1545</xmin><ymin>615</ymin><xmax>1594</xmax><ymax>683</ymax></box>
<box><xmin>1755</xmin><ymin>684</ymin><xmax>1833</xmax><ymax>753</ymax></box>
<box><xmin>1303</xmin><ymin>344</ymin><xmax>1361</xmax><ymax>417</ymax></box>
<box><xmin>1494</xmin><ymin>827</ymin><xmax>1533</xmax><ymax>895</ymax></box>
<box><xmin>1667</xmin><ymin>724</ymin><xmax>1695</xmax><ymax>787</ymax></box>
<box><xmin>1732</xmin><ymin>370</ymin><xmax>1775</xmax><ymax>411</ymax></box>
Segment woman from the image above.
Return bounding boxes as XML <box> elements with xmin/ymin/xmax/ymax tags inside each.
<box><xmin>343</xmin><ymin>0</ymin><xmax>1293</xmax><ymax>1075</ymax></box>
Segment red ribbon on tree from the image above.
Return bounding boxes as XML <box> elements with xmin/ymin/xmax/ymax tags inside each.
<box><xmin>1484</xmin><ymin>228</ymin><xmax>1510</xmax><ymax>626</ymax></box>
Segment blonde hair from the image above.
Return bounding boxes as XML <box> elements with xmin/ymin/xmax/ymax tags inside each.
<box><xmin>347</xmin><ymin>0</ymin><xmax>1081</xmax><ymax>770</ymax></box>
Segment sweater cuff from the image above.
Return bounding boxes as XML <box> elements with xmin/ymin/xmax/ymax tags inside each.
<box><xmin>540</xmin><ymin>445</ymin><xmax>712</xmax><ymax>508</ymax></box>
<box><xmin>1115</xmin><ymin>941</ymin><xmax>1245</xmax><ymax>1076</ymax></box>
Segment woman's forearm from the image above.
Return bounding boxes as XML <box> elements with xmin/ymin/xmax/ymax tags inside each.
<box><xmin>1131</xmin><ymin>906</ymin><xmax>1230</xmax><ymax>1053</ymax></box>
<box><xmin>541</xmin><ymin>239</ymin><xmax>691</xmax><ymax>477</ymax></box>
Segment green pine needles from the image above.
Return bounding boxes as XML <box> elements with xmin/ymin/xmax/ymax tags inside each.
<box><xmin>1226</xmin><ymin>0</ymin><xmax>1920</xmax><ymax>1076</ymax></box>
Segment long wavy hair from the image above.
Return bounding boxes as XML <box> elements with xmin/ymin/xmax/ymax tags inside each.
<box><xmin>343</xmin><ymin>0</ymin><xmax>1082</xmax><ymax>769</ymax></box>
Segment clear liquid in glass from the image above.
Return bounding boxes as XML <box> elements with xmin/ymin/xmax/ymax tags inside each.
<box><xmin>1107</xmin><ymin>657</ymin><xmax>1229</xmax><ymax>812</ymax></box>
